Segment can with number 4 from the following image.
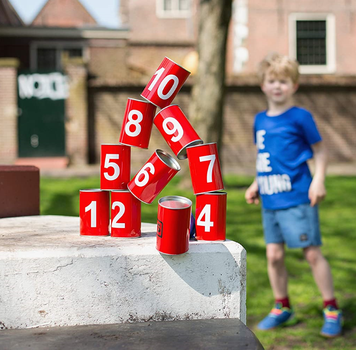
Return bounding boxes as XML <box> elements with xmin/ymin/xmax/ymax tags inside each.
<box><xmin>154</xmin><ymin>105</ymin><xmax>203</xmax><ymax>160</ymax></box>
<box><xmin>119</xmin><ymin>98</ymin><xmax>156</xmax><ymax>149</ymax></box>
<box><xmin>128</xmin><ymin>149</ymin><xmax>180</xmax><ymax>204</ymax></box>
<box><xmin>111</xmin><ymin>190</ymin><xmax>141</xmax><ymax>237</ymax></box>
<box><xmin>195</xmin><ymin>191</ymin><xmax>226</xmax><ymax>241</ymax></box>
<box><xmin>100</xmin><ymin>144</ymin><xmax>131</xmax><ymax>190</ymax></box>
<box><xmin>141</xmin><ymin>57</ymin><xmax>190</xmax><ymax>109</ymax></box>
<box><xmin>186</xmin><ymin>142</ymin><xmax>224</xmax><ymax>194</ymax></box>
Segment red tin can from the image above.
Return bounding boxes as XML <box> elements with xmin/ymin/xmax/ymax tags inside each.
<box><xmin>195</xmin><ymin>191</ymin><xmax>227</xmax><ymax>241</ymax></box>
<box><xmin>100</xmin><ymin>144</ymin><xmax>131</xmax><ymax>191</ymax></box>
<box><xmin>119</xmin><ymin>98</ymin><xmax>156</xmax><ymax>149</ymax></box>
<box><xmin>111</xmin><ymin>190</ymin><xmax>141</xmax><ymax>238</ymax></box>
<box><xmin>80</xmin><ymin>189</ymin><xmax>110</xmax><ymax>236</ymax></box>
<box><xmin>141</xmin><ymin>57</ymin><xmax>190</xmax><ymax>109</ymax></box>
<box><xmin>128</xmin><ymin>149</ymin><xmax>181</xmax><ymax>204</ymax></box>
<box><xmin>156</xmin><ymin>196</ymin><xmax>192</xmax><ymax>255</ymax></box>
<box><xmin>154</xmin><ymin>105</ymin><xmax>203</xmax><ymax>159</ymax></box>
<box><xmin>186</xmin><ymin>142</ymin><xmax>224</xmax><ymax>194</ymax></box>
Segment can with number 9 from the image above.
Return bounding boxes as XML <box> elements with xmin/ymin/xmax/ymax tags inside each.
<box><xmin>128</xmin><ymin>149</ymin><xmax>181</xmax><ymax>204</ymax></box>
<box><xmin>119</xmin><ymin>98</ymin><xmax>156</xmax><ymax>149</ymax></box>
<box><xmin>141</xmin><ymin>57</ymin><xmax>190</xmax><ymax>109</ymax></box>
<box><xmin>100</xmin><ymin>144</ymin><xmax>131</xmax><ymax>190</ymax></box>
<box><xmin>154</xmin><ymin>105</ymin><xmax>203</xmax><ymax>159</ymax></box>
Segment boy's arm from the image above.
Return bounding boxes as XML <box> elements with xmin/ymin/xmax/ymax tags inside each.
<box><xmin>309</xmin><ymin>141</ymin><xmax>327</xmax><ymax>207</ymax></box>
<box><xmin>245</xmin><ymin>178</ymin><xmax>259</xmax><ymax>205</ymax></box>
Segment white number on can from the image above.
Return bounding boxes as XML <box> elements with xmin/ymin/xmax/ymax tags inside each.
<box><xmin>199</xmin><ymin>154</ymin><xmax>216</xmax><ymax>183</ymax></box>
<box><xmin>104</xmin><ymin>154</ymin><xmax>120</xmax><ymax>181</ymax></box>
<box><xmin>197</xmin><ymin>204</ymin><xmax>214</xmax><ymax>232</ymax></box>
<box><xmin>135</xmin><ymin>162</ymin><xmax>155</xmax><ymax>187</ymax></box>
<box><xmin>162</xmin><ymin>117</ymin><xmax>183</xmax><ymax>142</ymax></box>
<box><xmin>147</xmin><ymin>67</ymin><xmax>179</xmax><ymax>100</ymax></box>
<box><xmin>125</xmin><ymin>110</ymin><xmax>143</xmax><ymax>137</ymax></box>
<box><xmin>85</xmin><ymin>201</ymin><xmax>97</xmax><ymax>228</ymax></box>
<box><xmin>112</xmin><ymin>201</ymin><xmax>125</xmax><ymax>228</ymax></box>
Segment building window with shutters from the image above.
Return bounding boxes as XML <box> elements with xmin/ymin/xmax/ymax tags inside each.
<box><xmin>157</xmin><ymin>0</ymin><xmax>191</xmax><ymax>18</ymax></box>
<box><xmin>289</xmin><ymin>13</ymin><xmax>336</xmax><ymax>74</ymax></box>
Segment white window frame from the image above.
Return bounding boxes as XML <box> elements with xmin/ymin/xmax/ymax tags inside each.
<box><xmin>289</xmin><ymin>13</ymin><xmax>336</xmax><ymax>74</ymax></box>
<box><xmin>156</xmin><ymin>0</ymin><xmax>191</xmax><ymax>19</ymax></box>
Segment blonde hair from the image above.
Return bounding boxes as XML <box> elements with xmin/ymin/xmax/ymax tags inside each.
<box><xmin>257</xmin><ymin>53</ymin><xmax>300</xmax><ymax>84</ymax></box>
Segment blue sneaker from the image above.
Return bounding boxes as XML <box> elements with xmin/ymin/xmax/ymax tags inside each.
<box><xmin>258</xmin><ymin>303</ymin><xmax>297</xmax><ymax>330</ymax></box>
<box><xmin>321</xmin><ymin>306</ymin><xmax>343</xmax><ymax>338</ymax></box>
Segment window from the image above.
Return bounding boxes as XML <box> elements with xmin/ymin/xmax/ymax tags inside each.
<box><xmin>157</xmin><ymin>0</ymin><xmax>190</xmax><ymax>18</ymax></box>
<box><xmin>289</xmin><ymin>14</ymin><xmax>335</xmax><ymax>74</ymax></box>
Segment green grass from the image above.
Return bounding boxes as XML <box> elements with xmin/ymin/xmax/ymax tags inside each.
<box><xmin>40</xmin><ymin>175</ymin><xmax>356</xmax><ymax>350</ymax></box>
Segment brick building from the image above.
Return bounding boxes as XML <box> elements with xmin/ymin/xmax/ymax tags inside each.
<box><xmin>1</xmin><ymin>0</ymin><xmax>355</xmax><ymax>171</ymax></box>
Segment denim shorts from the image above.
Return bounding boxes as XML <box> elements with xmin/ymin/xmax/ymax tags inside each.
<box><xmin>262</xmin><ymin>203</ymin><xmax>322</xmax><ymax>248</ymax></box>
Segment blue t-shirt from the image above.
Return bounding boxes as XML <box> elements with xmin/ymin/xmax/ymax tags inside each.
<box><xmin>254</xmin><ymin>106</ymin><xmax>322</xmax><ymax>210</ymax></box>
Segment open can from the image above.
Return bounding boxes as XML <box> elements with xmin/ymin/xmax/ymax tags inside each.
<box><xmin>156</xmin><ymin>196</ymin><xmax>192</xmax><ymax>255</ymax></box>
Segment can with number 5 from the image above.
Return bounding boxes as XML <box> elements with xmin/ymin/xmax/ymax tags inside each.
<box><xmin>186</xmin><ymin>142</ymin><xmax>224</xmax><ymax>194</ymax></box>
<box><xmin>119</xmin><ymin>98</ymin><xmax>156</xmax><ymax>149</ymax></box>
<box><xmin>100</xmin><ymin>144</ymin><xmax>131</xmax><ymax>190</ymax></box>
<box><xmin>195</xmin><ymin>191</ymin><xmax>226</xmax><ymax>241</ymax></box>
<box><xmin>141</xmin><ymin>57</ymin><xmax>190</xmax><ymax>109</ymax></box>
<box><xmin>128</xmin><ymin>149</ymin><xmax>180</xmax><ymax>204</ymax></box>
<box><xmin>154</xmin><ymin>105</ymin><xmax>203</xmax><ymax>159</ymax></box>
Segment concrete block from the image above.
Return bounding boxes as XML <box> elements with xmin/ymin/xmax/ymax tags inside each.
<box><xmin>0</xmin><ymin>216</ymin><xmax>246</xmax><ymax>329</ymax></box>
<box><xmin>0</xmin><ymin>165</ymin><xmax>39</xmax><ymax>218</ymax></box>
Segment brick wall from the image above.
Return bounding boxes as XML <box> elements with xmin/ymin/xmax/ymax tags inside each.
<box><xmin>0</xmin><ymin>59</ymin><xmax>18</xmax><ymax>164</ymax></box>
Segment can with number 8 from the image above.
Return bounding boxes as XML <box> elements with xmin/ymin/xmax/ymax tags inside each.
<box><xmin>195</xmin><ymin>191</ymin><xmax>226</xmax><ymax>241</ymax></box>
<box><xmin>100</xmin><ymin>144</ymin><xmax>131</xmax><ymax>190</ymax></box>
<box><xmin>128</xmin><ymin>149</ymin><xmax>181</xmax><ymax>204</ymax></box>
<box><xmin>119</xmin><ymin>98</ymin><xmax>156</xmax><ymax>149</ymax></box>
<box><xmin>141</xmin><ymin>57</ymin><xmax>190</xmax><ymax>109</ymax></box>
<box><xmin>154</xmin><ymin>105</ymin><xmax>203</xmax><ymax>160</ymax></box>
<box><xmin>111</xmin><ymin>190</ymin><xmax>141</xmax><ymax>237</ymax></box>
<box><xmin>186</xmin><ymin>142</ymin><xmax>224</xmax><ymax>195</ymax></box>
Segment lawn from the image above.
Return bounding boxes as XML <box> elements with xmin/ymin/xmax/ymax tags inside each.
<box><xmin>40</xmin><ymin>175</ymin><xmax>356</xmax><ymax>350</ymax></box>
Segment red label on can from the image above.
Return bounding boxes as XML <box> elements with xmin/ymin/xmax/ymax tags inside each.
<box><xmin>141</xmin><ymin>57</ymin><xmax>190</xmax><ymax>109</ymax></box>
<box><xmin>195</xmin><ymin>192</ymin><xmax>227</xmax><ymax>241</ymax></box>
<box><xmin>100</xmin><ymin>144</ymin><xmax>131</xmax><ymax>191</ymax></box>
<box><xmin>154</xmin><ymin>105</ymin><xmax>203</xmax><ymax>159</ymax></box>
<box><xmin>80</xmin><ymin>190</ymin><xmax>110</xmax><ymax>236</ymax></box>
<box><xmin>119</xmin><ymin>98</ymin><xmax>156</xmax><ymax>149</ymax></box>
<box><xmin>111</xmin><ymin>190</ymin><xmax>141</xmax><ymax>238</ymax></box>
<box><xmin>186</xmin><ymin>143</ymin><xmax>224</xmax><ymax>194</ymax></box>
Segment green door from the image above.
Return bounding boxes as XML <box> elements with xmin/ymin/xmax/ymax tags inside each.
<box><xmin>17</xmin><ymin>71</ymin><xmax>68</xmax><ymax>157</ymax></box>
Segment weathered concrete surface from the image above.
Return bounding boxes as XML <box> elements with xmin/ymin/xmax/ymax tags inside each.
<box><xmin>0</xmin><ymin>216</ymin><xmax>246</xmax><ymax>329</ymax></box>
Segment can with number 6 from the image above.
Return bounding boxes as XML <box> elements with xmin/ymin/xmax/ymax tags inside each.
<box><xmin>119</xmin><ymin>98</ymin><xmax>156</xmax><ymax>149</ymax></box>
<box><xmin>128</xmin><ymin>149</ymin><xmax>180</xmax><ymax>204</ymax></box>
<box><xmin>80</xmin><ymin>189</ymin><xmax>110</xmax><ymax>236</ymax></box>
<box><xmin>186</xmin><ymin>142</ymin><xmax>224</xmax><ymax>194</ymax></box>
<box><xmin>111</xmin><ymin>190</ymin><xmax>141</xmax><ymax>237</ymax></box>
<box><xmin>100</xmin><ymin>144</ymin><xmax>131</xmax><ymax>190</ymax></box>
<box><xmin>195</xmin><ymin>191</ymin><xmax>226</xmax><ymax>241</ymax></box>
<box><xmin>154</xmin><ymin>105</ymin><xmax>203</xmax><ymax>159</ymax></box>
<box><xmin>141</xmin><ymin>57</ymin><xmax>190</xmax><ymax>109</ymax></box>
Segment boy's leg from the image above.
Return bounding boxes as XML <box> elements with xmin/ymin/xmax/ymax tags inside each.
<box><xmin>267</xmin><ymin>243</ymin><xmax>288</xmax><ymax>299</ymax></box>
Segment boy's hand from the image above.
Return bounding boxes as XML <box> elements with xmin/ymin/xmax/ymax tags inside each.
<box><xmin>245</xmin><ymin>180</ymin><xmax>260</xmax><ymax>205</ymax></box>
<box><xmin>308</xmin><ymin>178</ymin><xmax>326</xmax><ymax>207</ymax></box>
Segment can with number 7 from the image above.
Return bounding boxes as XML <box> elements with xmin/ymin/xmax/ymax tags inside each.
<box><xmin>195</xmin><ymin>191</ymin><xmax>226</xmax><ymax>241</ymax></box>
<box><xmin>100</xmin><ymin>144</ymin><xmax>131</xmax><ymax>190</ymax></box>
<box><xmin>154</xmin><ymin>105</ymin><xmax>203</xmax><ymax>160</ymax></box>
<box><xmin>186</xmin><ymin>142</ymin><xmax>224</xmax><ymax>194</ymax></box>
<box><xmin>128</xmin><ymin>149</ymin><xmax>181</xmax><ymax>204</ymax></box>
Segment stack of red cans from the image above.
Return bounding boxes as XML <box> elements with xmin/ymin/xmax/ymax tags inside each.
<box><xmin>80</xmin><ymin>57</ymin><xmax>227</xmax><ymax>251</ymax></box>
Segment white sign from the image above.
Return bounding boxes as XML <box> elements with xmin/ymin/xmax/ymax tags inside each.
<box><xmin>18</xmin><ymin>72</ymin><xmax>69</xmax><ymax>100</ymax></box>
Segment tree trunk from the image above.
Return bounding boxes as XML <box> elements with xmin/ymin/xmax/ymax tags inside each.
<box><xmin>190</xmin><ymin>0</ymin><xmax>232</xmax><ymax>161</ymax></box>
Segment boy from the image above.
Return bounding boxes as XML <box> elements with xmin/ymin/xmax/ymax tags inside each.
<box><xmin>245</xmin><ymin>53</ymin><xmax>342</xmax><ymax>337</ymax></box>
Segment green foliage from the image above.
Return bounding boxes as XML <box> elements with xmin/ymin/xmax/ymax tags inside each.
<box><xmin>40</xmin><ymin>175</ymin><xmax>356</xmax><ymax>350</ymax></box>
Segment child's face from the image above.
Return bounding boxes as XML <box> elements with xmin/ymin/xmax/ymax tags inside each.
<box><xmin>261</xmin><ymin>72</ymin><xmax>298</xmax><ymax>105</ymax></box>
